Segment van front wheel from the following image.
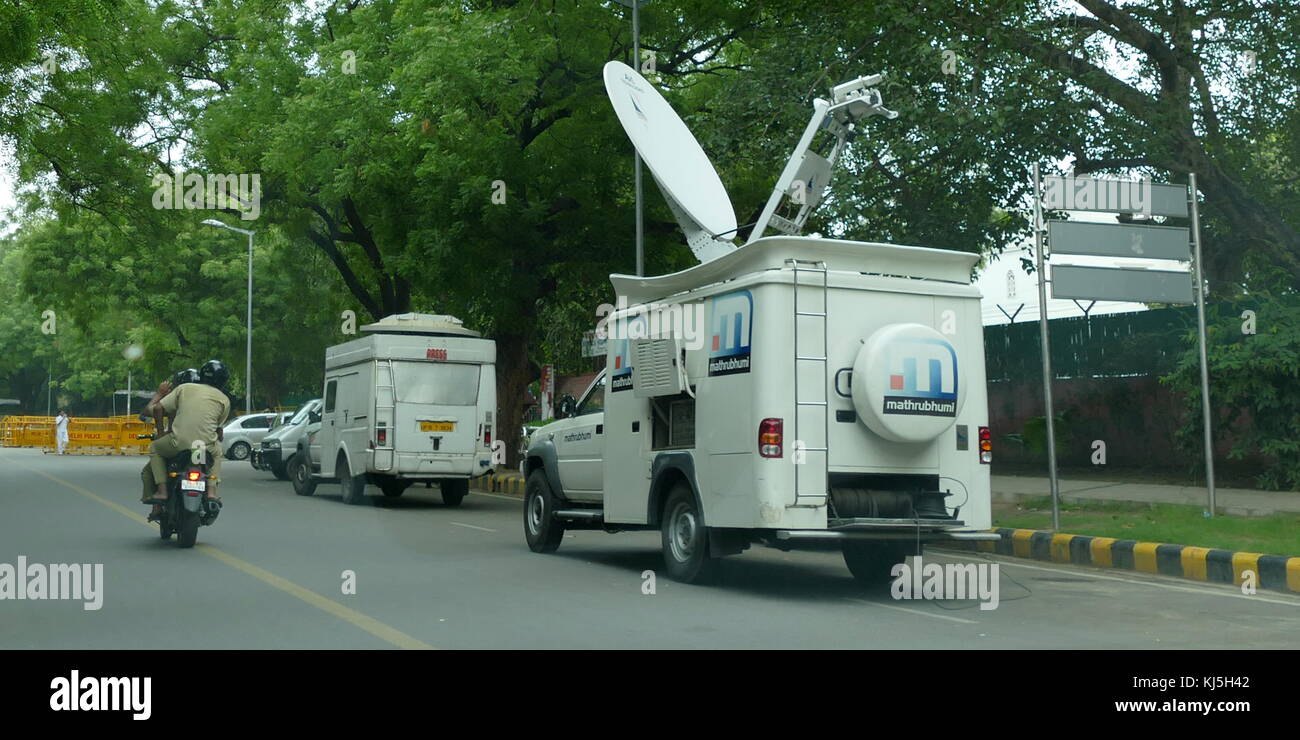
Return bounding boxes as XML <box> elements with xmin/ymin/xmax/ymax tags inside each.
<box><xmin>524</xmin><ymin>471</ymin><xmax>564</xmax><ymax>553</ymax></box>
<box><xmin>289</xmin><ymin>453</ymin><xmax>317</xmax><ymax>496</ymax></box>
<box><xmin>661</xmin><ymin>483</ymin><xmax>716</xmax><ymax>584</ymax></box>
<box><xmin>842</xmin><ymin>541</ymin><xmax>911</xmax><ymax>585</ymax></box>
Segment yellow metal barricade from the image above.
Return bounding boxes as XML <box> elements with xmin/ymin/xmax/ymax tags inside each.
<box><xmin>22</xmin><ymin>419</ymin><xmax>54</xmax><ymax>448</ymax></box>
<box><xmin>48</xmin><ymin>420</ymin><xmax>120</xmax><ymax>455</ymax></box>
<box><xmin>119</xmin><ymin>420</ymin><xmax>155</xmax><ymax>455</ymax></box>
<box><xmin>3</xmin><ymin>415</ymin><xmax>157</xmax><ymax>455</ymax></box>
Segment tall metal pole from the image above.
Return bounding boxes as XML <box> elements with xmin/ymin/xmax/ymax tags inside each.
<box><xmin>246</xmin><ymin>230</ymin><xmax>254</xmax><ymax>417</ymax></box>
<box><xmin>126</xmin><ymin>371</ymin><xmax>131</xmax><ymax>417</ymax></box>
<box><xmin>1032</xmin><ymin>163</ymin><xmax>1061</xmax><ymax>530</ymax></box>
<box><xmin>1189</xmin><ymin>173</ymin><xmax>1216</xmax><ymax>516</ymax></box>
<box><xmin>633</xmin><ymin>0</ymin><xmax>644</xmax><ymax>277</ymax></box>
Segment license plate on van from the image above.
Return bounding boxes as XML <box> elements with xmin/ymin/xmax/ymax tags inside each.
<box><xmin>419</xmin><ymin>421</ymin><xmax>455</xmax><ymax>432</ymax></box>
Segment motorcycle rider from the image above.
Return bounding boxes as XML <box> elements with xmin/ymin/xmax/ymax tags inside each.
<box><xmin>141</xmin><ymin>360</ymin><xmax>232</xmax><ymax>519</ymax></box>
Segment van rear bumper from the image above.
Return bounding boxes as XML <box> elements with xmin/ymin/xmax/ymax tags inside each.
<box><xmin>772</xmin><ymin>518</ymin><xmax>1000</xmax><ymax>542</ymax></box>
<box><xmin>369</xmin><ymin>451</ymin><xmax>488</xmax><ymax>477</ymax></box>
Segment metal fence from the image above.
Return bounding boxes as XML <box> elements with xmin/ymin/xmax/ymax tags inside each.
<box><xmin>985</xmin><ymin>304</ymin><xmax>1212</xmax><ymax>382</ymax></box>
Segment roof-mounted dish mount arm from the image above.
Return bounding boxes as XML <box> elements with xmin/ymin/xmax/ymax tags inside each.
<box><xmin>746</xmin><ymin>73</ymin><xmax>897</xmax><ymax>245</ymax></box>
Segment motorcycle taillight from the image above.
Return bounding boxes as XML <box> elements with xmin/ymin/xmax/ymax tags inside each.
<box><xmin>187</xmin><ymin>470</ymin><xmax>201</xmax><ymax>481</ymax></box>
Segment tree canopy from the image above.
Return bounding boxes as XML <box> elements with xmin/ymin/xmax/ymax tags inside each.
<box><xmin>1</xmin><ymin>0</ymin><xmax>1296</xmax><ymax>465</ymax></box>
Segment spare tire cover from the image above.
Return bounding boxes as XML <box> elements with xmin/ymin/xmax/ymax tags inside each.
<box><xmin>851</xmin><ymin>323</ymin><xmax>966</xmax><ymax>443</ymax></box>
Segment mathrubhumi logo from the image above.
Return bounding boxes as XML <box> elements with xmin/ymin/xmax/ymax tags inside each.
<box><xmin>708</xmin><ymin>290</ymin><xmax>753</xmax><ymax>377</ymax></box>
<box><xmin>882</xmin><ymin>337</ymin><xmax>958</xmax><ymax>417</ymax></box>
<box><xmin>0</xmin><ymin>556</ymin><xmax>103</xmax><ymax>610</ymax></box>
<box><xmin>882</xmin><ymin>397</ymin><xmax>957</xmax><ymax>415</ymax></box>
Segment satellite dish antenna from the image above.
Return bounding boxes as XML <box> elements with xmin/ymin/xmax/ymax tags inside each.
<box><xmin>603</xmin><ymin>61</ymin><xmax>737</xmax><ymax>263</ymax></box>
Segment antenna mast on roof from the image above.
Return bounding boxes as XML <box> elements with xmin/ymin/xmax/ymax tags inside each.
<box><xmin>747</xmin><ymin>75</ymin><xmax>897</xmax><ymax>244</ymax></box>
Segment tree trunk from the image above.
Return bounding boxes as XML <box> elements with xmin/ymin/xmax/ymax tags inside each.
<box><xmin>493</xmin><ymin>330</ymin><xmax>537</xmax><ymax>470</ymax></box>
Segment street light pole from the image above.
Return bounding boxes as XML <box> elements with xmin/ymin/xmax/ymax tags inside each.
<box><xmin>202</xmin><ymin>219</ymin><xmax>255</xmax><ymax>416</ymax></box>
<box><xmin>614</xmin><ymin>0</ymin><xmax>652</xmax><ymax>277</ymax></box>
<box><xmin>633</xmin><ymin>0</ymin><xmax>643</xmax><ymax>277</ymax></box>
<box><xmin>245</xmin><ymin>228</ymin><xmax>253</xmax><ymax>416</ymax></box>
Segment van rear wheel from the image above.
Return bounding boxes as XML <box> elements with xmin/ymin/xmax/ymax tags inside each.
<box><xmin>338</xmin><ymin>457</ymin><xmax>367</xmax><ymax>505</ymax></box>
<box><xmin>842</xmin><ymin>541</ymin><xmax>912</xmax><ymax>585</ymax></box>
<box><xmin>524</xmin><ymin>471</ymin><xmax>564</xmax><ymax>553</ymax></box>
<box><xmin>661</xmin><ymin>483</ymin><xmax>716</xmax><ymax>584</ymax></box>
<box><xmin>440</xmin><ymin>479</ymin><xmax>467</xmax><ymax>507</ymax></box>
<box><xmin>380</xmin><ymin>478</ymin><xmax>410</xmax><ymax>498</ymax></box>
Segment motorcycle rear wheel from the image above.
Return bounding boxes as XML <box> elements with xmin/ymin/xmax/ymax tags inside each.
<box><xmin>176</xmin><ymin>508</ymin><xmax>200</xmax><ymax>548</ymax></box>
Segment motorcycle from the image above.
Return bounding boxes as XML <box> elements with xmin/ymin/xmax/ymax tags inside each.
<box><xmin>138</xmin><ymin>434</ymin><xmax>222</xmax><ymax>547</ymax></box>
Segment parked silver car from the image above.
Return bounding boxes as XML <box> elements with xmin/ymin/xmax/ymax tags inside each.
<box><xmin>251</xmin><ymin>400</ymin><xmax>322</xmax><ymax>480</ymax></box>
<box><xmin>221</xmin><ymin>411</ymin><xmax>292</xmax><ymax>461</ymax></box>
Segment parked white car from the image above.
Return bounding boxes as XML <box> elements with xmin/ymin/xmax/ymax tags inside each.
<box><xmin>222</xmin><ymin>411</ymin><xmax>292</xmax><ymax>460</ymax></box>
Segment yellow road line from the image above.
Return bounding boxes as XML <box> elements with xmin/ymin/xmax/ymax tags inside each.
<box><xmin>23</xmin><ymin>465</ymin><xmax>434</xmax><ymax>650</ymax></box>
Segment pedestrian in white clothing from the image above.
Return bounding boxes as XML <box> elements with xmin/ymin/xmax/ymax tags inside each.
<box><xmin>55</xmin><ymin>410</ymin><xmax>70</xmax><ymax>455</ymax></box>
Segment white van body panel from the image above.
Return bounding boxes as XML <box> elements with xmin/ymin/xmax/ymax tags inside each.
<box><xmin>319</xmin><ymin>330</ymin><xmax>497</xmax><ymax>481</ymax></box>
<box><xmin>543</xmin><ymin>235</ymin><xmax>991</xmax><ymax>535</ymax></box>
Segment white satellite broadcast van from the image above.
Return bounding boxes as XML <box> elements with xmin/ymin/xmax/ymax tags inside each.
<box><xmin>309</xmin><ymin>313</ymin><xmax>497</xmax><ymax>507</ymax></box>
<box><xmin>521</xmin><ymin>62</ymin><xmax>997</xmax><ymax>584</ymax></box>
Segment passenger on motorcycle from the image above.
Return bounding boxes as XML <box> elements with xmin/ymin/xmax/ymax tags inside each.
<box><xmin>140</xmin><ymin>360</ymin><xmax>232</xmax><ymax>519</ymax></box>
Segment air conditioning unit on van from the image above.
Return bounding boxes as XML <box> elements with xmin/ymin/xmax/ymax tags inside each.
<box><xmin>631</xmin><ymin>338</ymin><xmax>686</xmax><ymax>398</ymax></box>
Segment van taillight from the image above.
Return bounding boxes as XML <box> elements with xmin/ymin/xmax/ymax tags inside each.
<box><xmin>759</xmin><ymin>418</ymin><xmax>783</xmax><ymax>458</ymax></box>
<box><xmin>979</xmin><ymin>426</ymin><xmax>992</xmax><ymax>464</ymax></box>
<box><xmin>483</xmin><ymin>425</ymin><xmax>492</xmax><ymax>446</ymax></box>
<box><xmin>377</xmin><ymin>427</ymin><xmax>387</xmax><ymax>446</ymax></box>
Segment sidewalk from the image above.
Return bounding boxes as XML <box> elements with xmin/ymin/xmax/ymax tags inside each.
<box><xmin>991</xmin><ymin>475</ymin><xmax>1300</xmax><ymax>516</ymax></box>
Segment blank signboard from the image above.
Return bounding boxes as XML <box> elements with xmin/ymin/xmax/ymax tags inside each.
<box><xmin>1048</xmin><ymin>220</ymin><xmax>1190</xmax><ymax>261</ymax></box>
<box><xmin>1051</xmin><ymin>264</ymin><xmax>1193</xmax><ymax>304</ymax></box>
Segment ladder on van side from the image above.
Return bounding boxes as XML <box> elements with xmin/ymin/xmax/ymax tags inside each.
<box><xmin>374</xmin><ymin>359</ymin><xmax>397</xmax><ymax>472</ymax></box>
<box><xmin>788</xmin><ymin>259</ymin><xmax>829</xmax><ymax>507</ymax></box>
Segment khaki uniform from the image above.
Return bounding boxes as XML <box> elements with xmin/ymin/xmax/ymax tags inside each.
<box><xmin>141</xmin><ymin>383</ymin><xmax>231</xmax><ymax>503</ymax></box>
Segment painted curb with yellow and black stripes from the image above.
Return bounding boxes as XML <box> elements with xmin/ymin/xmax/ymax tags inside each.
<box><xmin>471</xmin><ymin>471</ymin><xmax>525</xmax><ymax>497</ymax></box>
<box><xmin>953</xmin><ymin>527</ymin><xmax>1300</xmax><ymax>594</ymax></box>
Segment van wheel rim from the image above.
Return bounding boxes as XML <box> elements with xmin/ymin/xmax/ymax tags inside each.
<box><xmin>528</xmin><ymin>493</ymin><xmax>545</xmax><ymax>534</ymax></box>
<box><xmin>668</xmin><ymin>503</ymin><xmax>697</xmax><ymax>563</ymax></box>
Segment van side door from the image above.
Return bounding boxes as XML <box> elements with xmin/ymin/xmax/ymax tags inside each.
<box><xmin>318</xmin><ymin>378</ymin><xmax>340</xmax><ymax>477</ymax></box>
<box><xmin>552</xmin><ymin>374</ymin><xmax>606</xmax><ymax>498</ymax></box>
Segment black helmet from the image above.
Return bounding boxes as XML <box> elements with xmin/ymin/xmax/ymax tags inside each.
<box><xmin>199</xmin><ymin>360</ymin><xmax>229</xmax><ymax>390</ymax></box>
<box><xmin>172</xmin><ymin>367</ymin><xmax>200</xmax><ymax>387</ymax></box>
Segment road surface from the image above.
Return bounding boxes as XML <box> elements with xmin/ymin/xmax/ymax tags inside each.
<box><xmin>2</xmin><ymin>447</ymin><xmax>1297</xmax><ymax>649</ymax></box>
